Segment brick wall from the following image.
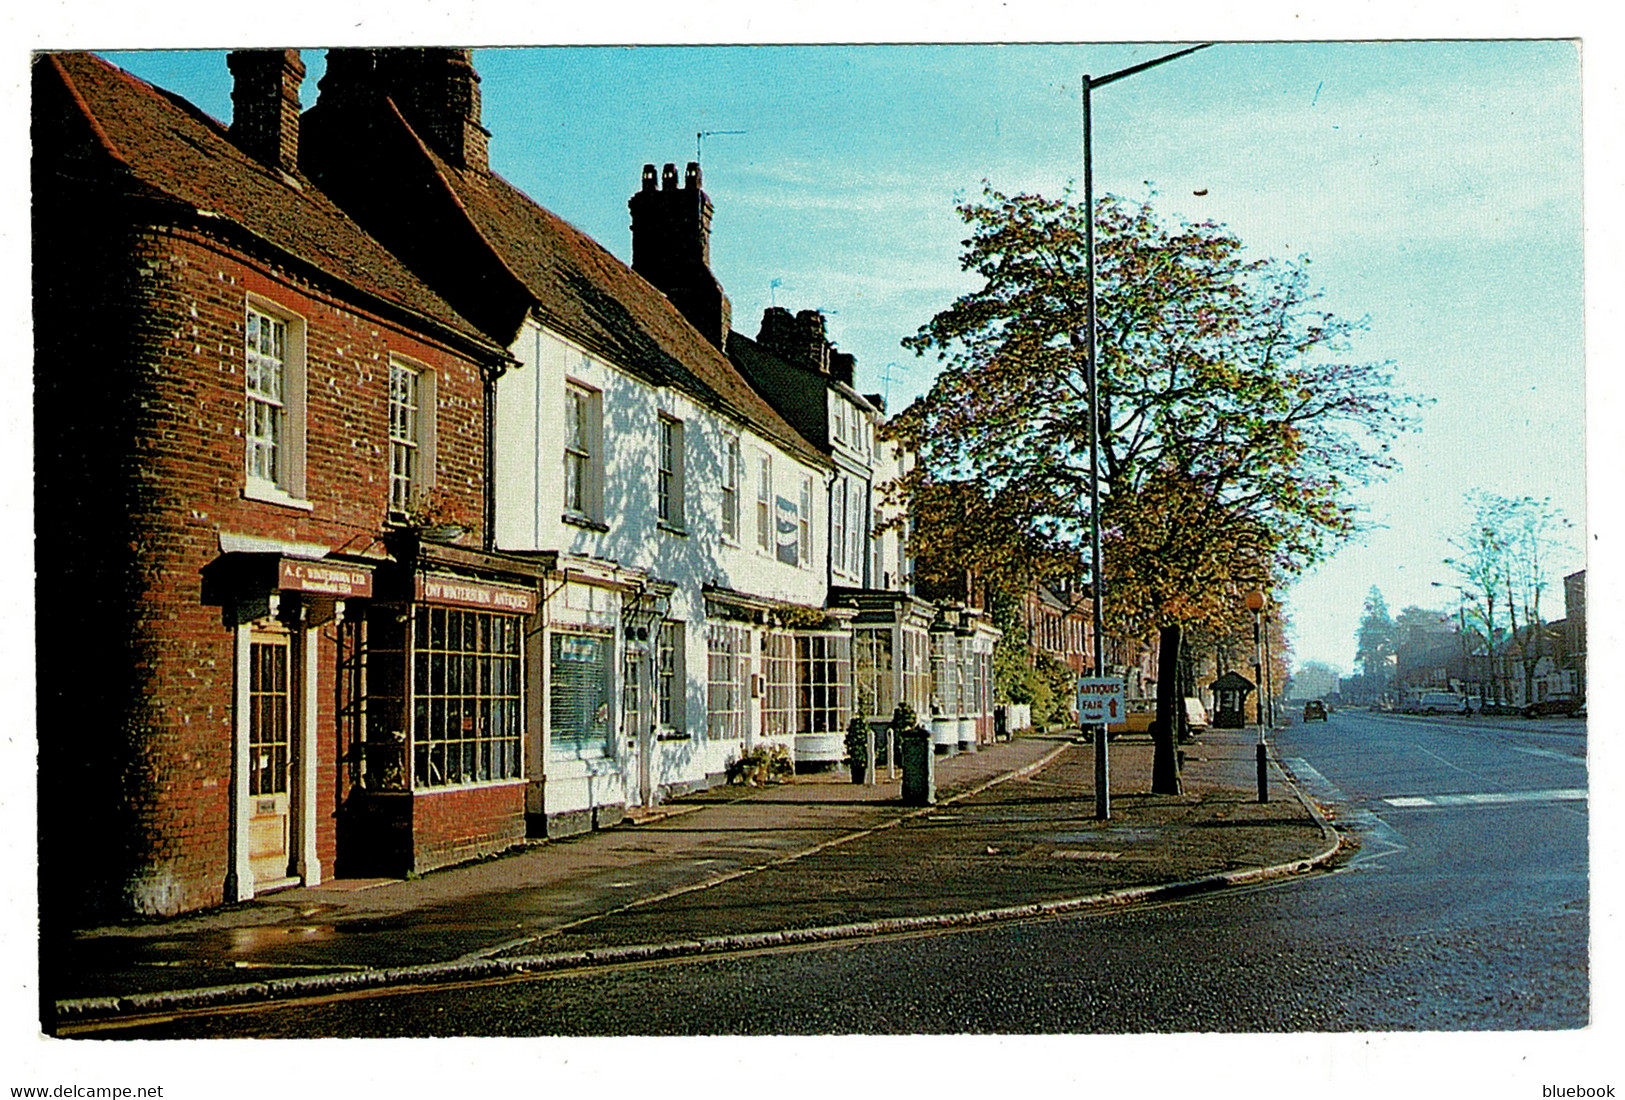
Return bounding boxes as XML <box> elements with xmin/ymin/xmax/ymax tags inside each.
<box><xmin>38</xmin><ymin>216</ymin><xmax>492</xmax><ymax>918</ymax></box>
<box><xmin>409</xmin><ymin>782</ymin><xmax>527</xmax><ymax>873</ymax></box>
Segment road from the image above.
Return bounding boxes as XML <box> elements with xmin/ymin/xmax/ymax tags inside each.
<box><xmin>78</xmin><ymin>709</ymin><xmax>1587</xmax><ymax>1036</ymax></box>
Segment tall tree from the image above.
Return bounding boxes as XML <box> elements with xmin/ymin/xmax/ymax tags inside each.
<box><xmin>1354</xmin><ymin>586</ymin><xmax>1395</xmax><ymax>685</ymax></box>
<box><xmin>897</xmin><ymin>187</ymin><xmax>1416</xmax><ymax>788</ymax></box>
<box><xmin>1447</xmin><ymin>491</ymin><xmax>1572</xmax><ymax>706</ymax></box>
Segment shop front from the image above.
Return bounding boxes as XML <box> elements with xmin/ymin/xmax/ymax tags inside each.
<box><xmin>332</xmin><ymin>543</ymin><xmax>540</xmax><ymax>877</ymax></box>
<box><xmin>203</xmin><ymin>551</ymin><xmax>376</xmax><ymax>900</ymax></box>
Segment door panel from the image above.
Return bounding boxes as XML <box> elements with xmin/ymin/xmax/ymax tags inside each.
<box><xmin>248</xmin><ymin>634</ymin><xmax>292</xmax><ymax>884</ymax></box>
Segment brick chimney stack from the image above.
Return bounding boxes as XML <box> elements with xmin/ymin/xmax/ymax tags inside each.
<box><xmin>312</xmin><ymin>48</ymin><xmax>490</xmax><ymax>173</ymax></box>
<box><xmin>378</xmin><ymin>49</ymin><xmax>490</xmax><ymax>172</ymax></box>
<box><xmin>227</xmin><ymin>50</ymin><xmax>305</xmax><ymax>175</ymax></box>
<box><xmin>629</xmin><ymin>161</ymin><xmax>733</xmax><ymax>350</ymax></box>
<box><xmin>757</xmin><ymin>307</ymin><xmax>833</xmax><ymax>376</ymax></box>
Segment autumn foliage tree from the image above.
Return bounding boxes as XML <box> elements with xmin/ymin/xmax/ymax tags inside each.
<box><xmin>895</xmin><ymin>187</ymin><xmax>1417</xmax><ymax>786</ymax></box>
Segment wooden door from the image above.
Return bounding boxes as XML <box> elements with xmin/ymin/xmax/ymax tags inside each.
<box><xmin>247</xmin><ymin>633</ymin><xmax>293</xmax><ymax>885</ymax></box>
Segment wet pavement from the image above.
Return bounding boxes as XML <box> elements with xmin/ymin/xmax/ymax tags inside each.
<box><xmin>45</xmin><ymin>726</ymin><xmax>1335</xmax><ymax>1026</ymax></box>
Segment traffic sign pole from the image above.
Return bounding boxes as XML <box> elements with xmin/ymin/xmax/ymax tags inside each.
<box><xmin>1077</xmin><ymin>676</ymin><xmax>1124</xmax><ymax>820</ymax></box>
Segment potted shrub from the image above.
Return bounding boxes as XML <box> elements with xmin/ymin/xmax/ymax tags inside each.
<box><xmin>889</xmin><ymin>702</ymin><xmax>917</xmax><ymax>751</ymax></box>
<box><xmin>844</xmin><ymin>716</ymin><xmax>871</xmax><ymax>784</ymax></box>
<box><xmin>725</xmin><ymin>743</ymin><xmax>796</xmax><ymax>786</ymax></box>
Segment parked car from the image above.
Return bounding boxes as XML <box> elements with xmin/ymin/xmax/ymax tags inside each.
<box><xmin>1302</xmin><ymin>700</ymin><xmax>1328</xmax><ymax>722</ymax></box>
<box><xmin>1107</xmin><ymin>698</ymin><xmax>1156</xmax><ymax>735</ymax></box>
<box><xmin>1417</xmin><ymin>691</ymin><xmax>1468</xmax><ymax>715</ymax></box>
<box><xmin>1521</xmin><ymin>697</ymin><xmax>1584</xmax><ymax>718</ymax></box>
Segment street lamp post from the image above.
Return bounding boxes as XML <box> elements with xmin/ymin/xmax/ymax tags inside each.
<box><xmin>1246</xmin><ymin>589</ymin><xmax>1268</xmax><ymax>802</ymax></box>
<box><xmin>1082</xmin><ymin>42</ymin><xmax>1210</xmax><ymax>823</ymax></box>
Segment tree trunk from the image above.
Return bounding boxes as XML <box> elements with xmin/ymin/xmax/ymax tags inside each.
<box><xmin>1175</xmin><ymin>647</ymin><xmax>1195</xmax><ymax>742</ymax></box>
<box><xmin>1151</xmin><ymin>624</ymin><xmax>1183</xmax><ymax>794</ymax></box>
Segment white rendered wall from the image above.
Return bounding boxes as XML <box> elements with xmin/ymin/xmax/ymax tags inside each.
<box><xmin>495</xmin><ymin>320</ymin><xmax>833</xmax><ymax>805</ymax></box>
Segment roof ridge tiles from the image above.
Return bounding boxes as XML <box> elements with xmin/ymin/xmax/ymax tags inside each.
<box><xmin>49</xmin><ymin>51</ymin><xmax>500</xmax><ymax>354</ymax></box>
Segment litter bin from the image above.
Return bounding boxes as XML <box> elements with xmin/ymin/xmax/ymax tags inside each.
<box><xmin>901</xmin><ymin>725</ymin><xmax>936</xmax><ymax>806</ymax></box>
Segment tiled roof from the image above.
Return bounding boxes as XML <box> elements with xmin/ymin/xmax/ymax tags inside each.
<box><xmin>726</xmin><ymin>330</ymin><xmax>831</xmax><ymax>457</ymax></box>
<box><xmin>40</xmin><ymin>52</ymin><xmax>501</xmax><ymax>353</ymax></box>
<box><xmin>421</xmin><ymin>152</ymin><xmax>830</xmax><ymax>469</ymax></box>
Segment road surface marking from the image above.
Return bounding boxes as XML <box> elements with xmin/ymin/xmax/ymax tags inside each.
<box><xmin>1507</xmin><ymin>744</ymin><xmax>1587</xmax><ymax>765</ymax></box>
<box><xmin>1285</xmin><ymin>758</ymin><xmax>1409</xmax><ymax>869</ymax></box>
<box><xmin>1382</xmin><ymin>788</ymin><xmax>1586</xmax><ymax>808</ymax></box>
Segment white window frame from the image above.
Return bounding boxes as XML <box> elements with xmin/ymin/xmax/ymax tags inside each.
<box><xmin>721</xmin><ymin>433</ymin><xmax>741</xmax><ymax>543</ymax></box>
<box><xmin>799</xmin><ymin>476</ymin><xmax>814</xmax><ymax>570</ymax></box>
<box><xmin>388</xmin><ymin>356</ymin><xmax>437</xmax><ymax>518</ymax></box>
<box><xmin>756</xmin><ymin>452</ymin><xmax>773</xmax><ymax>552</ymax></box>
<box><xmin>848</xmin><ymin>478</ymin><xmax>866</xmax><ymax>580</ymax></box>
<box><xmin>831</xmin><ymin>477</ymin><xmax>847</xmax><ymax>577</ymax></box>
<box><xmin>243</xmin><ymin>297</ymin><xmax>310</xmax><ymax>508</ymax></box>
<box><xmin>707</xmin><ymin>621</ymin><xmax>750</xmax><ymax>740</ymax></box>
<box><xmin>657</xmin><ymin>620</ymin><xmax>685</xmax><ymax>731</ymax></box>
<box><xmin>563</xmin><ymin>381</ymin><xmax>604</xmax><ymax>523</ymax></box>
<box><xmin>658</xmin><ymin>414</ymin><xmax>685</xmax><ymax>529</ymax></box>
<box><xmin>795</xmin><ymin>631</ymin><xmax>851</xmax><ymax>735</ymax></box>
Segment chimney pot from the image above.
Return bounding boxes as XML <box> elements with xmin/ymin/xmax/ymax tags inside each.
<box><xmin>630</xmin><ymin>160</ymin><xmax>732</xmax><ymax>350</ymax></box>
<box><xmin>685</xmin><ymin>161</ymin><xmax>702</xmax><ymax>189</ymax></box>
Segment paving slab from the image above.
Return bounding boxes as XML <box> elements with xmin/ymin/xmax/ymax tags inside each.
<box><xmin>45</xmin><ymin>728</ymin><xmax>1336</xmax><ymax>1022</ymax></box>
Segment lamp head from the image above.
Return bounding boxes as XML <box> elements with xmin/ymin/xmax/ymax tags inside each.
<box><xmin>1244</xmin><ymin>590</ymin><xmax>1266</xmax><ymax>613</ymax></box>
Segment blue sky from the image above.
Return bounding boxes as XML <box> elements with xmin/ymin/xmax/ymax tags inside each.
<box><xmin>13</xmin><ymin>2</ymin><xmax>1623</xmax><ymax>1091</ymax></box>
<box><xmin>94</xmin><ymin>39</ymin><xmax>1586</xmax><ymax>675</ymax></box>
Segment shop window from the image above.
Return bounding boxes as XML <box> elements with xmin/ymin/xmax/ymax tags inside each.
<box><xmin>657</xmin><ymin>620</ymin><xmax>685</xmax><ymax>731</ymax></box>
<box><xmin>931</xmin><ymin>632</ymin><xmax>953</xmax><ymax>716</ymax></box>
<box><xmin>413</xmin><ymin>607</ymin><xmax>523</xmax><ymax>785</ymax></box>
<box><xmin>901</xmin><ymin>627</ymin><xmax>931</xmax><ymax>714</ymax></box>
<box><xmin>339</xmin><ymin>612</ymin><xmax>408</xmax><ymax>791</ymax></box>
<box><xmin>244</xmin><ymin>299</ymin><xmax>308</xmax><ymax>506</ymax></box>
<box><xmin>761</xmin><ymin>632</ymin><xmax>795</xmax><ymax>738</ymax></box>
<box><xmin>796</xmin><ymin>632</ymin><xmax>850</xmax><ymax>735</ymax></box>
<box><xmin>550</xmin><ymin>631</ymin><xmax>613</xmax><ymax>759</ymax></box>
<box><xmin>853</xmin><ymin>627</ymin><xmax>895</xmax><ymax>720</ymax></box>
<box><xmin>708</xmin><ymin>622</ymin><xmax>750</xmax><ymax>740</ymax></box>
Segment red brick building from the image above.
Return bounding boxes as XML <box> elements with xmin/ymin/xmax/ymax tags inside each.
<box><xmin>34</xmin><ymin>51</ymin><xmax>533</xmax><ymax>919</ymax></box>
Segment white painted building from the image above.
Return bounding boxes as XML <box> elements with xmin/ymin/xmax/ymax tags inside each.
<box><xmin>494</xmin><ymin>315</ymin><xmax>842</xmax><ymax>826</ymax></box>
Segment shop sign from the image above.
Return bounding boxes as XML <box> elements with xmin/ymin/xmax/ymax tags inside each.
<box><xmin>416</xmin><ymin>574</ymin><xmax>537</xmax><ymax>614</ymax></box>
<box><xmin>278</xmin><ymin>559</ymin><xmax>373</xmax><ymax>597</ymax></box>
<box><xmin>1075</xmin><ymin>676</ymin><xmax>1126</xmax><ymax>724</ymax></box>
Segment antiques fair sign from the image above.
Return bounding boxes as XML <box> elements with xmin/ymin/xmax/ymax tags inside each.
<box><xmin>1075</xmin><ymin>676</ymin><xmax>1126</xmax><ymax>724</ymax></box>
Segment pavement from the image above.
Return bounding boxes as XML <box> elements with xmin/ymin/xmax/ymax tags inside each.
<box><xmin>45</xmin><ymin>726</ymin><xmax>1340</xmax><ymax>1029</ymax></box>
